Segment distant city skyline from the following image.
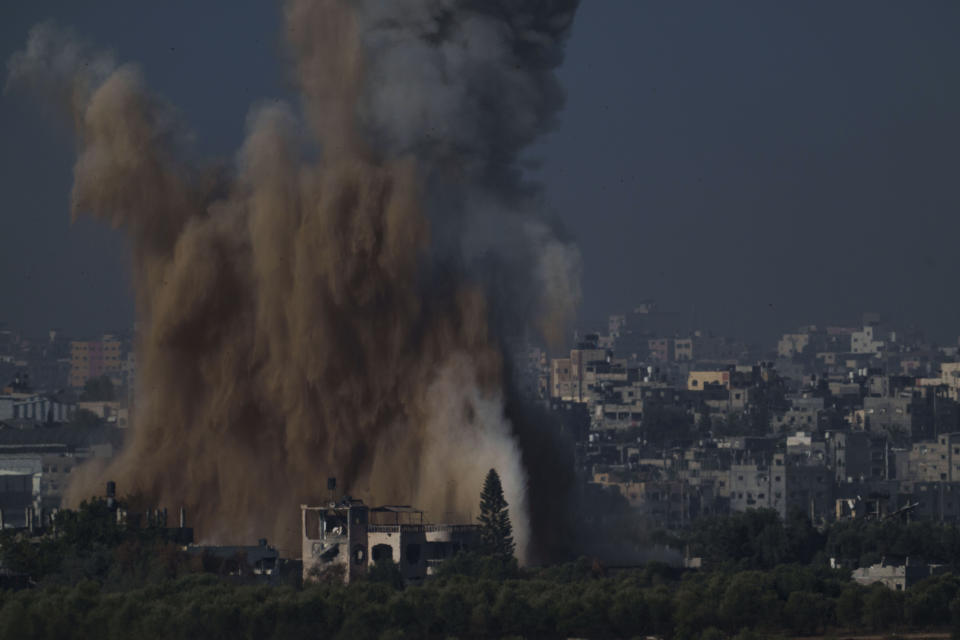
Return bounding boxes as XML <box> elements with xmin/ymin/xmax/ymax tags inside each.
<box><xmin>2</xmin><ymin>2</ymin><xmax>959</xmax><ymax>343</ymax></box>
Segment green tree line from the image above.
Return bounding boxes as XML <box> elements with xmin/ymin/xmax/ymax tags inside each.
<box><xmin>679</xmin><ymin>508</ymin><xmax>960</xmax><ymax>571</ymax></box>
<box><xmin>2</xmin><ymin>559</ymin><xmax>960</xmax><ymax>639</ymax></box>
<box><xmin>8</xmin><ymin>495</ymin><xmax>960</xmax><ymax>637</ymax></box>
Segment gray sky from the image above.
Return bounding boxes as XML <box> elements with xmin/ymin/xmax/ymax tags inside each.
<box><xmin>2</xmin><ymin>2</ymin><xmax>959</xmax><ymax>344</ymax></box>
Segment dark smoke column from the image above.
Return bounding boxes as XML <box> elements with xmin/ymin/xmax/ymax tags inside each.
<box><xmin>7</xmin><ymin>0</ymin><xmax>581</xmax><ymax>561</ymax></box>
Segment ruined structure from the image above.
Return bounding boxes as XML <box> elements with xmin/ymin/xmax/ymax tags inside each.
<box><xmin>301</xmin><ymin>498</ymin><xmax>479</xmax><ymax>584</ymax></box>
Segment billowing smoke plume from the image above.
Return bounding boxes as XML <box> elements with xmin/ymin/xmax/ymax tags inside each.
<box><xmin>7</xmin><ymin>0</ymin><xmax>581</xmax><ymax>560</ymax></box>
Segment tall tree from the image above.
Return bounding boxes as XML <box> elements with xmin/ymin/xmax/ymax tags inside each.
<box><xmin>478</xmin><ymin>468</ymin><xmax>515</xmax><ymax>557</ymax></box>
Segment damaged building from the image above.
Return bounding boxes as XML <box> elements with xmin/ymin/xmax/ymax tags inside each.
<box><xmin>301</xmin><ymin>498</ymin><xmax>479</xmax><ymax>584</ymax></box>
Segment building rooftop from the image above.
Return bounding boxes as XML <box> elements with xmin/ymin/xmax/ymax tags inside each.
<box><xmin>0</xmin><ymin>423</ymin><xmax>121</xmax><ymax>450</ymax></box>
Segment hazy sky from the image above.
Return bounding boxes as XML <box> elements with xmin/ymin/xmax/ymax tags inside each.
<box><xmin>2</xmin><ymin>2</ymin><xmax>959</xmax><ymax>344</ymax></box>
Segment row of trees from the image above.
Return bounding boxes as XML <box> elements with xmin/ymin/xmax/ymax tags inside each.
<box><xmin>8</xmin><ymin>474</ymin><xmax>960</xmax><ymax>637</ymax></box>
<box><xmin>0</xmin><ymin>499</ymin><xmax>204</xmax><ymax>589</ymax></box>
<box><xmin>2</xmin><ymin>560</ymin><xmax>960</xmax><ymax>639</ymax></box>
<box><xmin>678</xmin><ymin>508</ymin><xmax>960</xmax><ymax>571</ymax></box>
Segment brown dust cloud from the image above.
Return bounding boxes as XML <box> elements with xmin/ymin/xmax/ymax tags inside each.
<box><xmin>6</xmin><ymin>0</ymin><xmax>582</xmax><ymax>561</ymax></box>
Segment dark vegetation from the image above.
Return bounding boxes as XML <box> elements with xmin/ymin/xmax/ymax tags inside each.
<box><xmin>0</xmin><ymin>499</ymin><xmax>201</xmax><ymax>588</ymax></box>
<box><xmin>682</xmin><ymin>508</ymin><xmax>960</xmax><ymax>571</ymax></box>
<box><xmin>68</xmin><ymin>408</ymin><xmax>105</xmax><ymax>428</ymax></box>
<box><xmin>79</xmin><ymin>375</ymin><xmax>115</xmax><ymax>402</ymax></box>
<box><xmin>5</xmin><ymin>502</ymin><xmax>960</xmax><ymax>638</ymax></box>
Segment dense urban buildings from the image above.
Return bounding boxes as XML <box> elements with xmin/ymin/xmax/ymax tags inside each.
<box><xmin>517</xmin><ymin>306</ymin><xmax>960</xmax><ymax>539</ymax></box>
<box><xmin>5</xmin><ymin>307</ymin><xmax>960</xmax><ymax>574</ymax></box>
<box><xmin>0</xmin><ymin>323</ymin><xmax>128</xmax><ymax>525</ymax></box>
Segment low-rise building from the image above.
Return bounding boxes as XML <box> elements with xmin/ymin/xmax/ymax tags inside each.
<box><xmin>550</xmin><ymin>346</ymin><xmax>608</xmax><ymax>403</ymax></box>
<box><xmin>728</xmin><ymin>454</ymin><xmax>787</xmax><ymax>517</ymax></box>
<box><xmin>0</xmin><ymin>425</ymin><xmax>120</xmax><ymax>516</ymax></box>
<box><xmin>825</xmin><ymin>431</ymin><xmax>890</xmax><ymax>483</ymax></box>
<box><xmin>0</xmin><ymin>394</ymin><xmax>75</xmax><ymax>423</ymax></box>
<box><xmin>648</xmin><ymin>338</ymin><xmax>672</xmax><ymax>364</ymax></box>
<box><xmin>778</xmin><ymin>333</ymin><xmax>810</xmax><ymax>358</ymax></box>
<box><xmin>852</xmin><ymin>558</ymin><xmax>946</xmax><ymax>590</ymax></box>
<box><xmin>0</xmin><ymin>469</ymin><xmax>39</xmax><ymax>528</ymax></box>
<box><xmin>773</xmin><ymin>406</ymin><xmax>821</xmax><ymax>433</ymax></box>
<box><xmin>851</xmin><ymin>326</ymin><xmax>884</xmax><ymax>355</ymax></box>
<box><xmin>688</xmin><ymin>371</ymin><xmax>730</xmax><ymax>391</ymax></box>
<box><xmin>186</xmin><ymin>539</ymin><xmax>280</xmax><ymax>578</ymax></box>
<box><xmin>301</xmin><ymin>500</ymin><xmax>479</xmax><ymax>585</ymax></box>
<box><xmin>906</xmin><ymin>433</ymin><xmax>960</xmax><ymax>483</ymax></box>
<box><xmin>674</xmin><ymin>338</ymin><xmax>694</xmax><ymax>362</ymax></box>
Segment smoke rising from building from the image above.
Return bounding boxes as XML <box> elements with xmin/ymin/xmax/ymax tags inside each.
<box><xmin>7</xmin><ymin>0</ymin><xmax>580</xmax><ymax>560</ymax></box>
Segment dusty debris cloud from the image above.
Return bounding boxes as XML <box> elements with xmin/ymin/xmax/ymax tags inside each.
<box><xmin>6</xmin><ymin>0</ymin><xmax>581</xmax><ymax>560</ymax></box>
